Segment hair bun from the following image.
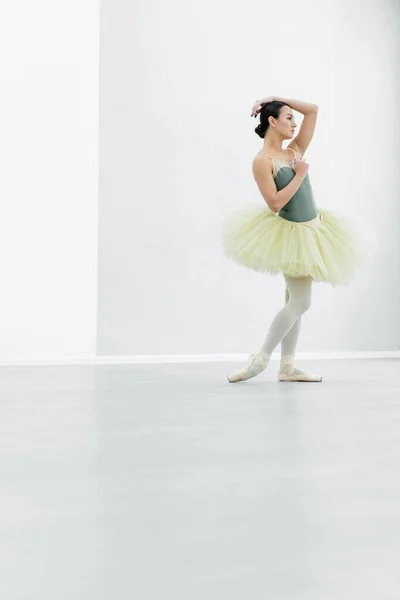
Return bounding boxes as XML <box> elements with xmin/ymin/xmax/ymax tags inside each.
<box><xmin>254</xmin><ymin>123</ymin><xmax>265</xmax><ymax>138</ymax></box>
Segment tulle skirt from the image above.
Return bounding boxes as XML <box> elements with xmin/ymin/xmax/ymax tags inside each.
<box><xmin>220</xmin><ymin>205</ymin><xmax>377</xmax><ymax>286</ymax></box>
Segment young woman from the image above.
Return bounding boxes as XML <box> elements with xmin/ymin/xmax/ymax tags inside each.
<box><xmin>221</xmin><ymin>95</ymin><xmax>375</xmax><ymax>383</ymax></box>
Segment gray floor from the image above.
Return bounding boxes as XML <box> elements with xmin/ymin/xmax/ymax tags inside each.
<box><xmin>1</xmin><ymin>358</ymin><xmax>400</xmax><ymax>600</ymax></box>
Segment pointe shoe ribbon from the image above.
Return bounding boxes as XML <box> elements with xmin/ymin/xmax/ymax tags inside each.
<box><xmin>227</xmin><ymin>351</ymin><xmax>269</xmax><ymax>383</ymax></box>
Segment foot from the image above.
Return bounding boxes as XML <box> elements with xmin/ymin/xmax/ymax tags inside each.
<box><xmin>278</xmin><ymin>356</ymin><xmax>322</xmax><ymax>382</ymax></box>
<box><xmin>227</xmin><ymin>351</ymin><xmax>270</xmax><ymax>383</ymax></box>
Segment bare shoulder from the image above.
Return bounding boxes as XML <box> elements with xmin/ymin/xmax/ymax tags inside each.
<box><xmin>252</xmin><ymin>152</ymin><xmax>273</xmax><ymax>176</ymax></box>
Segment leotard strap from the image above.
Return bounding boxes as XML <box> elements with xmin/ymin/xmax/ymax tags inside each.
<box><xmin>265</xmin><ymin>147</ymin><xmax>297</xmax><ymax>163</ymax></box>
<box><xmin>287</xmin><ymin>147</ymin><xmax>296</xmax><ymax>161</ymax></box>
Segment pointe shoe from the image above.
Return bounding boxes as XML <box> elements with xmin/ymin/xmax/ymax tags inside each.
<box><xmin>227</xmin><ymin>351</ymin><xmax>270</xmax><ymax>383</ymax></box>
<box><xmin>278</xmin><ymin>355</ymin><xmax>322</xmax><ymax>382</ymax></box>
<box><xmin>278</xmin><ymin>369</ymin><xmax>322</xmax><ymax>382</ymax></box>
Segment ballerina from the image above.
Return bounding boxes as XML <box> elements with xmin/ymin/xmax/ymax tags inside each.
<box><xmin>221</xmin><ymin>95</ymin><xmax>376</xmax><ymax>383</ymax></box>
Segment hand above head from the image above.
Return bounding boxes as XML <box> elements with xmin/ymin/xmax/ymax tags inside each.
<box><xmin>251</xmin><ymin>96</ymin><xmax>274</xmax><ymax>117</ymax></box>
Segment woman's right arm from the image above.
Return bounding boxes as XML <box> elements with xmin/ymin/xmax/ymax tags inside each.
<box><xmin>252</xmin><ymin>156</ymin><xmax>306</xmax><ymax>213</ymax></box>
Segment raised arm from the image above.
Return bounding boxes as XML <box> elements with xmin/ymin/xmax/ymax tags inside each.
<box><xmin>272</xmin><ymin>96</ymin><xmax>318</xmax><ymax>155</ymax></box>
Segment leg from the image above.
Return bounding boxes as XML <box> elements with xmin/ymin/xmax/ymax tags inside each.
<box><xmin>278</xmin><ymin>277</ymin><xmax>322</xmax><ymax>382</ymax></box>
<box><xmin>261</xmin><ymin>275</ymin><xmax>313</xmax><ymax>355</ymax></box>
<box><xmin>280</xmin><ymin>284</ymin><xmax>302</xmax><ymax>359</ymax></box>
<box><xmin>227</xmin><ymin>275</ymin><xmax>313</xmax><ymax>383</ymax></box>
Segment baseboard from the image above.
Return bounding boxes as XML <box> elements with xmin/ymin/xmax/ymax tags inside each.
<box><xmin>1</xmin><ymin>351</ymin><xmax>400</xmax><ymax>367</ymax></box>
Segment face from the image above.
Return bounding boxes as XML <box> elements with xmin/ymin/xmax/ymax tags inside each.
<box><xmin>270</xmin><ymin>106</ymin><xmax>297</xmax><ymax>139</ymax></box>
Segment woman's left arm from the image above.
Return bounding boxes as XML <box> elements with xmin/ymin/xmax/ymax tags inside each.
<box><xmin>273</xmin><ymin>96</ymin><xmax>318</xmax><ymax>155</ymax></box>
<box><xmin>272</xmin><ymin>96</ymin><xmax>318</xmax><ymax>115</ymax></box>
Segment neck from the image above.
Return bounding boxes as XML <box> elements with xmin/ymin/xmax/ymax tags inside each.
<box><xmin>263</xmin><ymin>132</ymin><xmax>285</xmax><ymax>154</ymax></box>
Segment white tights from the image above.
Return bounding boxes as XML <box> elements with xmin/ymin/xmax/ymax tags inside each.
<box><xmin>261</xmin><ymin>275</ymin><xmax>313</xmax><ymax>357</ymax></box>
<box><xmin>227</xmin><ymin>275</ymin><xmax>316</xmax><ymax>382</ymax></box>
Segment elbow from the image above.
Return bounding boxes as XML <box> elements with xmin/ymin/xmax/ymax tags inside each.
<box><xmin>268</xmin><ymin>199</ymin><xmax>280</xmax><ymax>213</ymax></box>
<box><xmin>305</xmin><ymin>104</ymin><xmax>318</xmax><ymax>115</ymax></box>
<box><xmin>269</xmin><ymin>194</ymin><xmax>281</xmax><ymax>212</ymax></box>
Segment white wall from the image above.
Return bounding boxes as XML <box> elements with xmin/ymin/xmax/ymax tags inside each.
<box><xmin>97</xmin><ymin>0</ymin><xmax>400</xmax><ymax>356</ymax></box>
<box><xmin>0</xmin><ymin>1</ymin><xmax>99</xmax><ymax>360</ymax></box>
<box><xmin>1</xmin><ymin>0</ymin><xmax>396</xmax><ymax>360</ymax></box>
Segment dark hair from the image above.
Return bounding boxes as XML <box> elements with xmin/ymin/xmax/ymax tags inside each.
<box><xmin>254</xmin><ymin>101</ymin><xmax>287</xmax><ymax>138</ymax></box>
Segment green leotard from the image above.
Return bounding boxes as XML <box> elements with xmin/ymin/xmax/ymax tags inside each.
<box><xmin>267</xmin><ymin>147</ymin><xmax>319</xmax><ymax>223</ymax></box>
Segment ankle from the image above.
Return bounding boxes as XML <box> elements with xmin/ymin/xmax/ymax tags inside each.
<box><xmin>256</xmin><ymin>351</ymin><xmax>271</xmax><ymax>367</ymax></box>
<box><xmin>280</xmin><ymin>355</ymin><xmax>295</xmax><ymax>366</ymax></box>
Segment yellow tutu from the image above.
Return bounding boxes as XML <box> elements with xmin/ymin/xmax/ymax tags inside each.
<box><xmin>221</xmin><ymin>204</ymin><xmax>377</xmax><ymax>287</ymax></box>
